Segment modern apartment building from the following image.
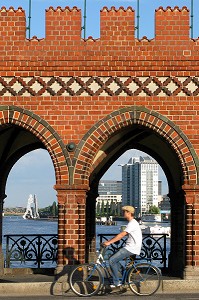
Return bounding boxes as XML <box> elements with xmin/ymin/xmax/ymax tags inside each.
<box><xmin>96</xmin><ymin>180</ymin><xmax>122</xmax><ymax>216</ymax></box>
<box><xmin>121</xmin><ymin>156</ymin><xmax>159</xmax><ymax>216</ymax></box>
<box><xmin>158</xmin><ymin>180</ymin><xmax>162</xmax><ymax>195</ymax></box>
<box><xmin>98</xmin><ymin>180</ymin><xmax>122</xmax><ymax>195</ymax></box>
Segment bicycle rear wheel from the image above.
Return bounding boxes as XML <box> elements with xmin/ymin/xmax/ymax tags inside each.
<box><xmin>69</xmin><ymin>263</ymin><xmax>103</xmax><ymax>297</ymax></box>
<box><xmin>127</xmin><ymin>263</ymin><xmax>161</xmax><ymax>296</ymax></box>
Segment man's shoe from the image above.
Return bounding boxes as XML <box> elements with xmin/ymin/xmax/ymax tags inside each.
<box><xmin>110</xmin><ymin>283</ymin><xmax>122</xmax><ymax>289</ymax></box>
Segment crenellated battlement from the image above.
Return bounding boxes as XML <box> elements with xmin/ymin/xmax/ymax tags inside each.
<box><xmin>0</xmin><ymin>6</ymin><xmax>25</xmax><ymax>13</ymax></box>
<box><xmin>45</xmin><ymin>5</ymin><xmax>81</xmax><ymax>41</ymax></box>
<box><xmin>100</xmin><ymin>6</ymin><xmax>134</xmax><ymax>12</ymax></box>
<box><xmin>100</xmin><ymin>6</ymin><xmax>135</xmax><ymax>41</ymax></box>
<box><xmin>156</xmin><ymin>6</ymin><xmax>189</xmax><ymax>12</ymax></box>
<box><xmin>155</xmin><ymin>6</ymin><xmax>190</xmax><ymax>41</ymax></box>
<box><xmin>0</xmin><ymin>5</ymin><xmax>198</xmax><ymax>73</ymax></box>
<box><xmin>46</xmin><ymin>6</ymin><xmax>81</xmax><ymax>13</ymax></box>
<box><xmin>0</xmin><ymin>6</ymin><xmax>26</xmax><ymax>41</ymax></box>
<box><xmin>0</xmin><ymin>5</ymin><xmax>191</xmax><ymax>44</ymax></box>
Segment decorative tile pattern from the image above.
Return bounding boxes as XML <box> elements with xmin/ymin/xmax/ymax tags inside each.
<box><xmin>0</xmin><ymin>76</ymin><xmax>199</xmax><ymax>97</ymax></box>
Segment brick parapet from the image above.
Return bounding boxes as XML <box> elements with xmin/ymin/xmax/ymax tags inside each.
<box><xmin>0</xmin><ymin>5</ymin><xmax>199</xmax><ymax>73</ymax></box>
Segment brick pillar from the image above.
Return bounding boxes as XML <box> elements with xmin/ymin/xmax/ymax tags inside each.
<box><xmin>186</xmin><ymin>203</ymin><xmax>194</xmax><ymax>268</ymax></box>
<box><xmin>86</xmin><ymin>191</ymin><xmax>98</xmax><ymax>262</ymax></box>
<box><xmin>183</xmin><ymin>184</ymin><xmax>199</xmax><ymax>279</ymax></box>
<box><xmin>76</xmin><ymin>193</ymin><xmax>87</xmax><ymax>264</ymax></box>
<box><xmin>57</xmin><ymin>200</ymin><xmax>65</xmax><ymax>267</ymax></box>
<box><xmin>54</xmin><ymin>185</ymin><xmax>88</xmax><ymax>269</ymax></box>
<box><xmin>168</xmin><ymin>189</ymin><xmax>186</xmax><ymax>278</ymax></box>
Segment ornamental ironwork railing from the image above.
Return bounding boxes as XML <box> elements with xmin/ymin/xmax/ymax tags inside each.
<box><xmin>4</xmin><ymin>234</ymin><xmax>58</xmax><ymax>268</ymax></box>
<box><xmin>98</xmin><ymin>233</ymin><xmax>168</xmax><ymax>269</ymax></box>
<box><xmin>4</xmin><ymin>233</ymin><xmax>168</xmax><ymax>269</ymax></box>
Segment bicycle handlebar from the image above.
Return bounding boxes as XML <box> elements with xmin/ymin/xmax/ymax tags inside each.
<box><xmin>99</xmin><ymin>243</ymin><xmax>107</xmax><ymax>255</ymax></box>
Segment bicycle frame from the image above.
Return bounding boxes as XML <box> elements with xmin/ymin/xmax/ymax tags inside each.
<box><xmin>95</xmin><ymin>247</ymin><xmax>133</xmax><ymax>286</ymax></box>
<box><xmin>69</xmin><ymin>246</ymin><xmax>161</xmax><ymax>297</ymax></box>
<box><xmin>95</xmin><ymin>246</ymin><xmax>162</xmax><ymax>287</ymax></box>
<box><xmin>95</xmin><ymin>248</ymin><xmax>112</xmax><ymax>285</ymax></box>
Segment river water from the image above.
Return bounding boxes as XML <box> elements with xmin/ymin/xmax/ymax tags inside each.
<box><xmin>2</xmin><ymin>216</ymin><xmax>170</xmax><ymax>268</ymax></box>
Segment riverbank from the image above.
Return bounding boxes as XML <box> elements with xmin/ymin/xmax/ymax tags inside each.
<box><xmin>31</xmin><ymin>217</ymin><xmax>58</xmax><ymax>222</ymax></box>
<box><xmin>4</xmin><ymin>213</ymin><xmax>24</xmax><ymax>216</ymax></box>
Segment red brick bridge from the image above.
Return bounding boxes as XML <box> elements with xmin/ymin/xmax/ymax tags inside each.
<box><xmin>0</xmin><ymin>4</ymin><xmax>199</xmax><ymax>278</ymax></box>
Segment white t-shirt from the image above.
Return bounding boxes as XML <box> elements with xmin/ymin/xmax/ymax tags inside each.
<box><xmin>124</xmin><ymin>218</ymin><xmax>142</xmax><ymax>255</ymax></box>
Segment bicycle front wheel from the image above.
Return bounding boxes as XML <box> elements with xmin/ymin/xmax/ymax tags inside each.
<box><xmin>127</xmin><ymin>263</ymin><xmax>161</xmax><ymax>296</ymax></box>
<box><xmin>69</xmin><ymin>263</ymin><xmax>103</xmax><ymax>297</ymax></box>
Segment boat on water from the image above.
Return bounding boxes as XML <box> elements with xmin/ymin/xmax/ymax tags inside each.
<box><xmin>141</xmin><ymin>214</ymin><xmax>161</xmax><ymax>222</ymax></box>
<box><xmin>96</xmin><ymin>216</ymin><xmax>117</xmax><ymax>226</ymax></box>
<box><xmin>140</xmin><ymin>223</ymin><xmax>171</xmax><ymax>237</ymax></box>
<box><xmin>23</xmin><ymin>194</ymin><xmax>40</xmax><ymax>219</ymax></box>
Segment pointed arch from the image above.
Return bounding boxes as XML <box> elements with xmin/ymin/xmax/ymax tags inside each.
<box><xmin>0</xmin><ymin>105</ymin><xmax>71</xmax><ymax>185</ymax></box>
<box><xmin>73</xmin><ymin>106</ymin><xmax>198</xmax><ymax>186</ymax></box>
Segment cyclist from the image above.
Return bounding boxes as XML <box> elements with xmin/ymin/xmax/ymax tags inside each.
<box><xmin>103</xmin><ymin>206</ymin><xmax>142</xmax><ymax>288</ymax></box>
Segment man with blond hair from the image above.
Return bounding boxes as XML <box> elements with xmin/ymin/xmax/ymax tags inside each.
<box><xmin>103</xmin><ymin>206</ymin><xmax>142</xmax><ymax>288</ymax></box>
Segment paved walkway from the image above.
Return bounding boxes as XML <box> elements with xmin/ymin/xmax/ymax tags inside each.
<box><xmin>1</xmin><ymin>293</ymin><xmax>199</xmax><ymax>299</ymax></box>
<box><xmin>0</xmin><ymin>273</ymin><xmax>54</xmax><ymax>283</ymax></box>
<box><xmin>0</xmin><ymin>273</ymin><xmax>199</xmax><ymax>297</ymax></box>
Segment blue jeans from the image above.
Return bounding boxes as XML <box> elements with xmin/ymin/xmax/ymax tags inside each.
<box><xmin>109</xmin><ymin>247</ymin><xmax>132</xmax><ymax>285</ymax></box>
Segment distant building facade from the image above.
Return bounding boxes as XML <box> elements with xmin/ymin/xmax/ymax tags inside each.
<box><xmin>96</xmin><ymin>180</ymin><xmax>122</xmax><ymax>216</ymax></box>
<box><xmin>121</xmin><ymin>156</ymin><xmax>158</xmax><ymax>216</ymax></box>
<box><xmin>158</xmin><ymin>180</ymin><xmax>162</xmax><ymax>195</ymax></box>
<box><xmin>158</xmin><ymin>195</ymin><xmax>170</xmax><ymax>221</ymax></box>
<box><xmin>98</xmin><ymin>180</ymin><xmax>122</xmax><ymax>195</ymax></box>
<box><xmin>159</xmin><ymin>195</ymin><xmax>170</xmax><ymax>211</ymax></box>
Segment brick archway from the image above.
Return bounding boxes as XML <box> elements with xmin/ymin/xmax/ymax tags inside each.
<box><xmin>0</xmin><ymin>105</ymin><xmax>70</xmax><ymax>185</ymax></box>
<box><xmin>73</xmin><ymin>106</ymin><xmax>198</xmax><ymax>186</ymax></box>
<box><xmin>72</xmin><ymin>106</ymin><xmax>199</xmax><ymax>277</ymax></box>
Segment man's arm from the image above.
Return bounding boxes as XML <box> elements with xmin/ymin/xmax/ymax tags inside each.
<box><xmin>103</xmin><ymin>231</ymin><xmax>128</xmax><ymax>246</ymax></box>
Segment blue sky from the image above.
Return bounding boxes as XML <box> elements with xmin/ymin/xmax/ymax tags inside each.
<box><xmin>3</xmin><ymin>0</ymin><xmax>194</xmax><ymax>207</ymax></box>
<box><xmin>6</xmin><ymin>149</ymin><xmax>167</xmax><ymax>208</ymax></box>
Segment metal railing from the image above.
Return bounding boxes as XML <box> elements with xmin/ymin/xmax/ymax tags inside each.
<box><xmin>4</xmin><ymin>233</ymin><xmax>168</xmax><ymax>269</ymax></box>
<box><xmin>98</xmin><ymin>233</ymin><xmax>168</xmax><ymax>269</ymax></box>
<box><xmin>4</xmin><ymin>234</ymin><xmax>58</xmax><ymax>268</ymax></box>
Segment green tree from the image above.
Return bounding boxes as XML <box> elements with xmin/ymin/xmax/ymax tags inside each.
<box><xmin>116</xmin><ymin>202</ymin><xmax>122</xmax><ymax>216</ymax></box>
<box><xmin>39</xmin><ymin>202</ymin><xmax>58</xmax><ymax>217</ymax></box>
<box><xmin>106</xmin><ymin>201</ymin><xmax>109</xmax><ymax>216</ymax></box>
<box><xmin>51</xmin><ymin>201</ymin><xmax>57</xmax><ymax>216</ymax></box>
<box><xmin>96</xmin><ymin>201</ymin><xmax>101</xmax><ymax>216</ymax></box>
<box><xmin>148</xmin><ymin>205</ymin><xmax>160</xmax><ymax>214</ymax></box>
<box><xmin>111</xmin><ymin>201</ymin><xmax>116</xmax><ymax>216</ymax></box>
<box><xmin>101</xmin><ymin>200</ymin><xmax>105</xmax><ymax>217</ymax></box>
<box><xmin>110</xmin><ymin>200</ymin><xmax>114</xmax><ymax>216</ymax></box>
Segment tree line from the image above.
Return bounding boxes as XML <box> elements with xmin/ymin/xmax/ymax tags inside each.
<box><xmin>96</xmin><ymin>200</ymin><xmax>122</xmax><ymax>217</ymax></box>
<box><xmin>38</xmin><ymin>201</ymin><xmax>160</xmax><ymax>218</ymax></box>
<box><xmin>96</xmin><ymin>201</ymin><xmax>160</xmax><ymax>217</ymax></box>
<box><xmin>39</xmin><ymin>201</ymin><xmax>58</xmax><ymax>218</ymax></box>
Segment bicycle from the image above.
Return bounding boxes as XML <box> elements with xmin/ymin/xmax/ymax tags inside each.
<box><xmin>69</xmin><ymin>244</ymin><xmax>161</xmax><ymax>297</ymax></box>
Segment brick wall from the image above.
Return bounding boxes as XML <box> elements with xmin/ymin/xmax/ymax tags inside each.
<box><xmin>1</xmin><ymin>5</ymin><xmax>199</xmax><ymax>274</ymax></box>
